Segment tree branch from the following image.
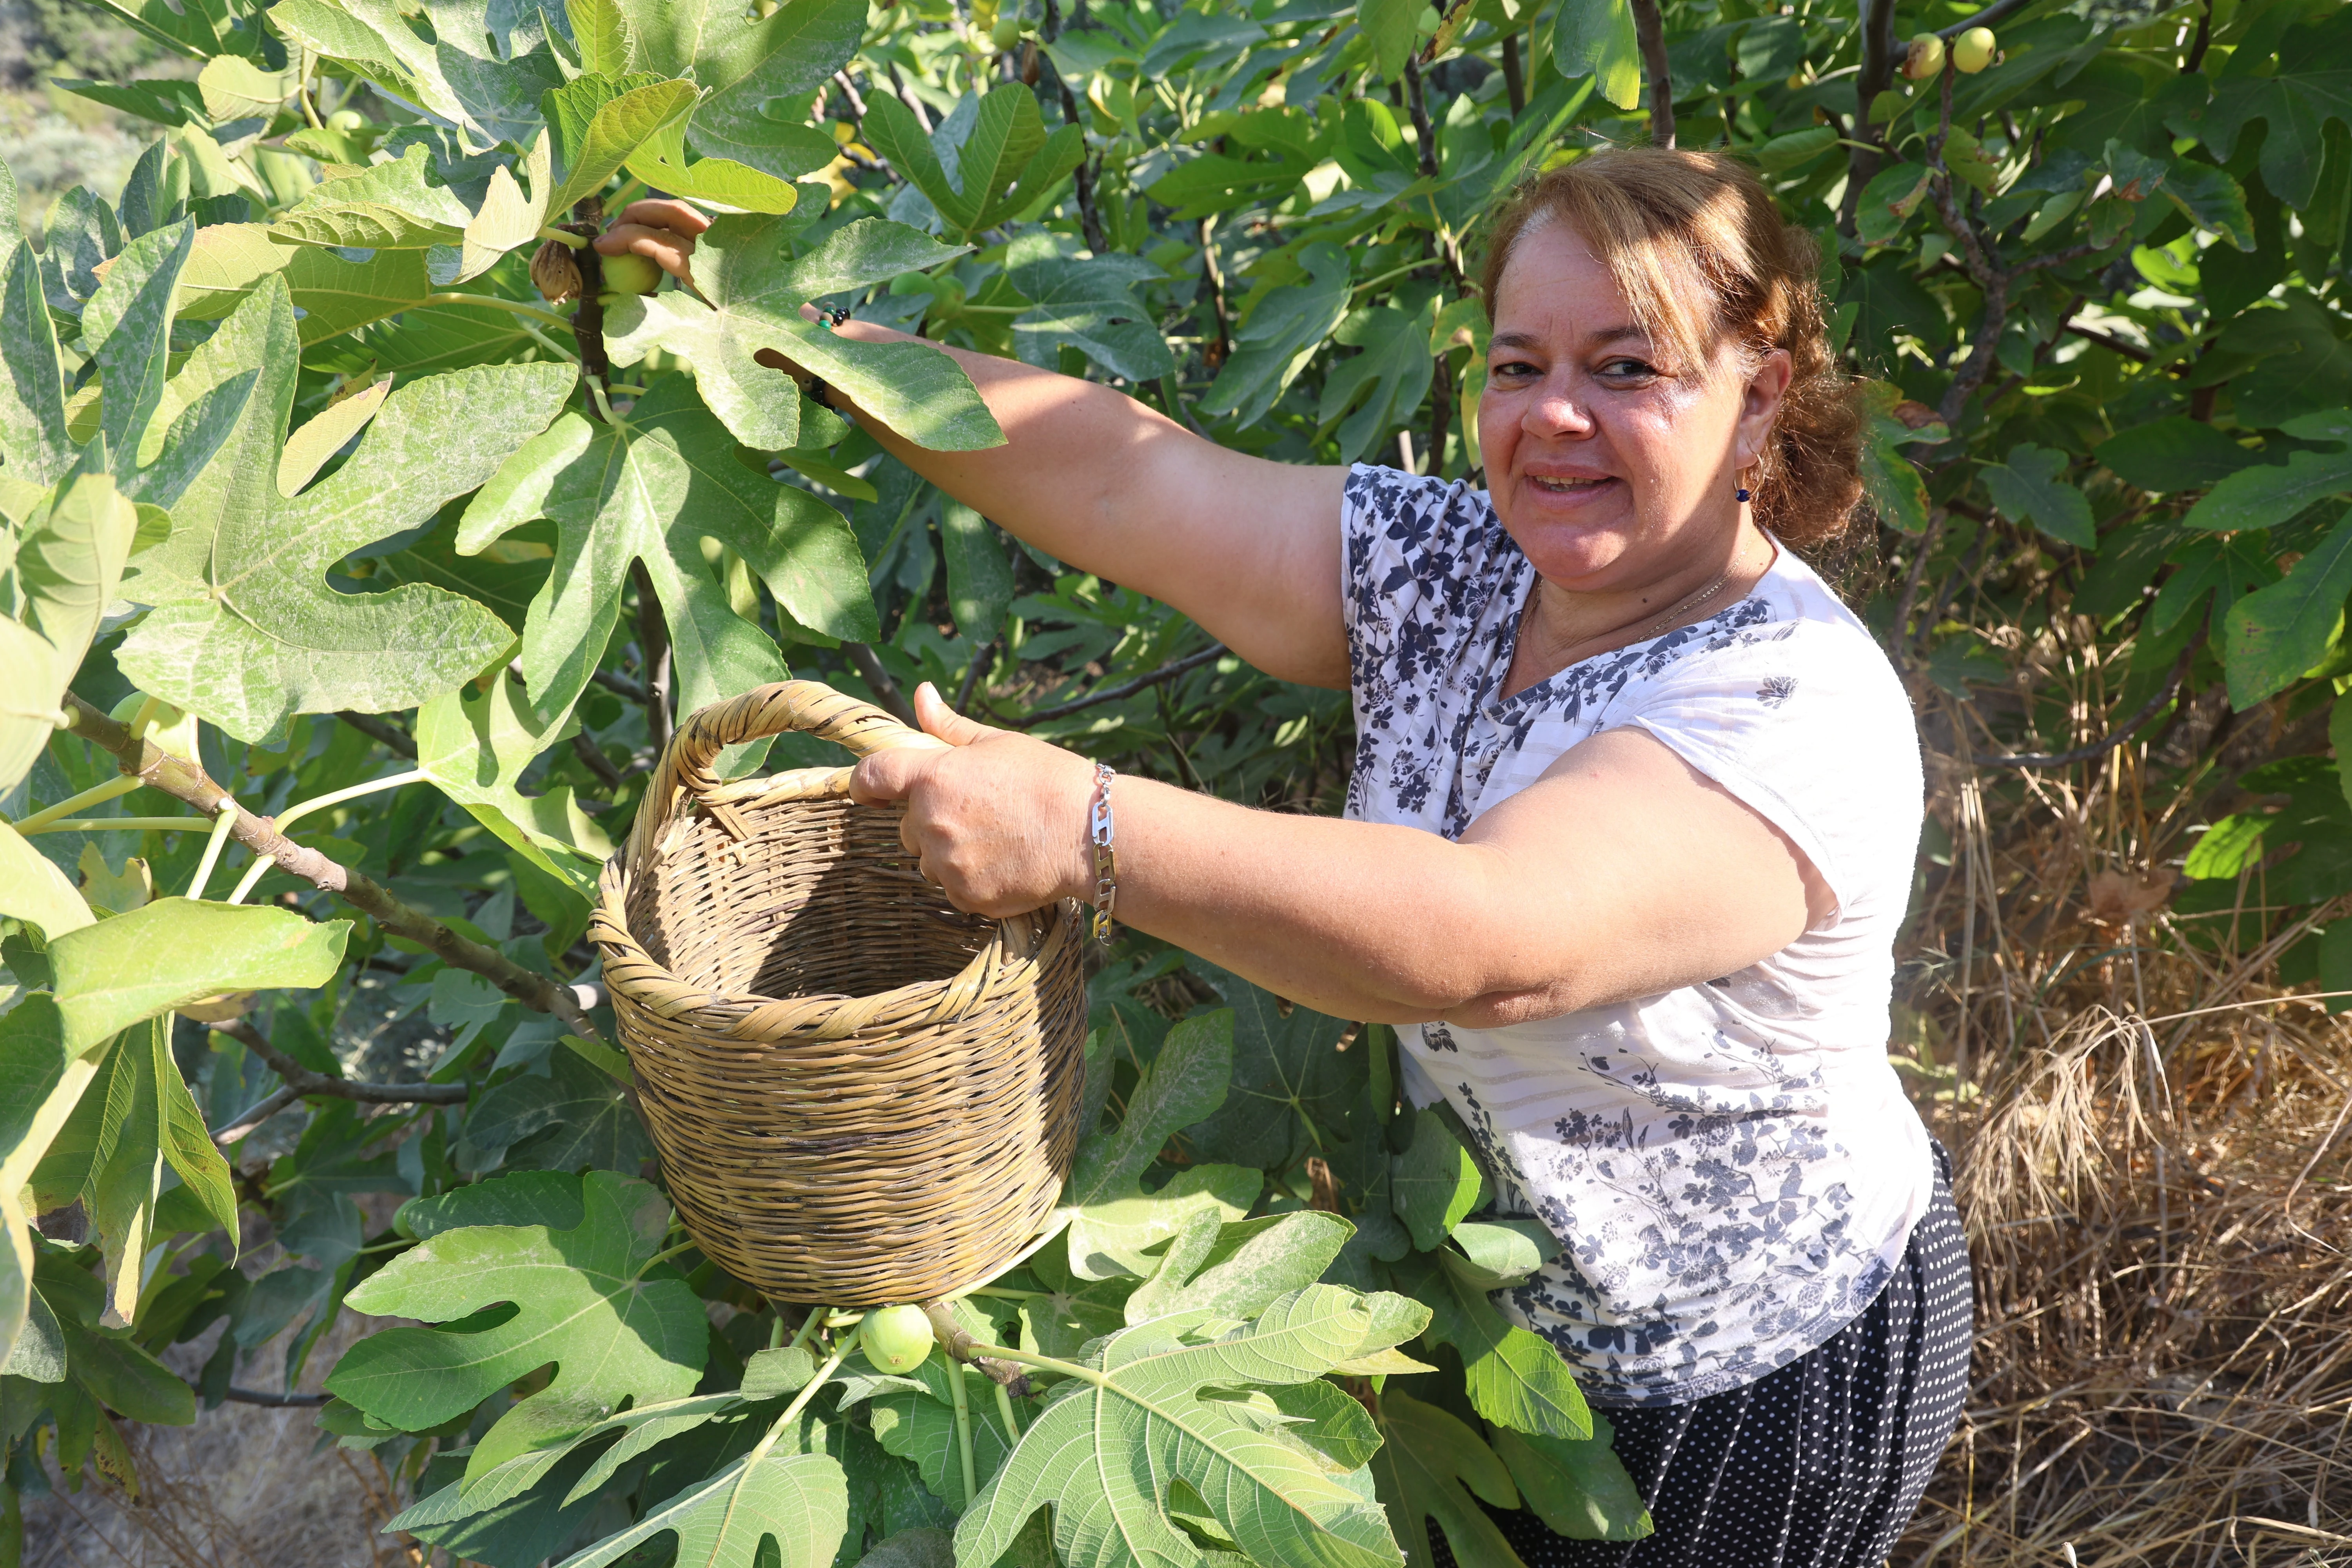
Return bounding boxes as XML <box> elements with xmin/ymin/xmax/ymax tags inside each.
<box><xmin>566</xmin><ymin>197</ymin><xmax>612</xmax><ymax>398</ymax></box>
<box><xmin>1935</xmin><ymin>0</ymin><xmax>2037</xmax><ymax>42</ymax></box>
<box><xmin>1842</xmin><ymin>0</ymin><xmax>1901</xmax><ymax>238</ymax></box>
<box><xmin>591</xmin><ymin>667</ymin><xmax>649</xmax><ymax>704</ymax></box>
<box><xmin>1970</xmin><ymin>641</ymin><xmax>2199</xmax><ymax>769</ymax></box>
<box><xmin>1500</xmin><ymin>31</ymin><xmax>1526</xmax><ymax>117</ymax></box>
<box><xmin>1001</xmin><ymin>644</ymin><xmax>1229</xmax><ymax>728</ymax></box>
<box><xmin>1627</xmin><ymin>0</ymin><xmax>1675</xmax><ymax>149</ymax></box>
<box><xmin>2061</xmin><ymin>319</ymin><xmax>2152</xmax><ymax>363</ymax></box>
<box><xmin>839</xmin><ymin>643</ymin><xmax>920</xmax><ymax>727</ymax></box>
<box><xmin>629</xmin><ymin>562</ymin><xmax>674</xmax><ymax>753</ymax></box>
<box><xmin>1402</xmin><ymin>57</ymin><xmax>1442</xmax><ymax>179</ymax></box>
<box><xmin>223</xmin><ymin>1387</ymin><xmax>330</xmax><ymax>1408</ymax></box>
<box><xmin>62</xmin><ymin>695</ymin><xmax>606</xmax><ymax>1044</ymax></box>
<box><xmin>335</xmin><ymin>711</ymin><xmax>416</xmax><ymax>759</ymax></box>
<box><xmin>571</xmin><ymin>732</ymin><xmax>625</xmax><ymax>792</ymax></box>
<box><xmin>212</xmin><ymin>1086</ymin><xmax>299</xmax><ymax>1145</ymax></box>
<box><xmin>218</xmin><ymin>1019</ymin><xmax>467</xmax><ymax>1106</ymax></box>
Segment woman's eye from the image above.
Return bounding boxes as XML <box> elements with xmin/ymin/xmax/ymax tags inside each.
<box><xmin>1490</xmin><ymin>359</ymin><xmax>1539</xmax><ymax>380</ymax></box>
<box><xmin>1598</xmin><ymin>358</ymin><xmax>1659</xmax><ymax>379</ymax></box>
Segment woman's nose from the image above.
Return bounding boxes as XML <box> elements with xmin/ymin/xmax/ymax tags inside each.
<box><xmin>1522</xmin><ymin>376</ymin><xmax>1593</xmax><ymax>438</ymax></box>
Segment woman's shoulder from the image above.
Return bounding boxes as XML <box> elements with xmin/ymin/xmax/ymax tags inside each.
<box><xmin>1341</xmin><ymin>464</ymin><xmax>1512</xmax><ymax>634</ymax></box>
<box><xmin>1614</xmin><ymin>554</ymin><xmax>1918</xmax><ymax>781</ymax></box>
<box><xmin>1343</xmin><ymin>463</ymin><xmax>1498</xmax><ymax>547</ymax></box>
<box><xmin>1668</xmin><ymin>552</ymin><xmax>1906</xmax><ymax>707</ymax></box>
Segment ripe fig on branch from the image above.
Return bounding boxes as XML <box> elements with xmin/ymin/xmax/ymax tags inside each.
<box><xmin>1954</xmin><ymin>26</ymin><xmax>1996</xmax><ymax>73</ymax></box>
<box><xmin>861</xmin><ymin>1303</ymin><xmax>936</xmax><ymax>1372</ymax></box>
<box><xmin>1901</xmin><ymin>33</ymin><xmax>1945</xmax><ymax>79</ymax></box>
<box><xmin>602</xmin><ymin>251</ymin><xmax>664</xmax><ymax>296</ymax></box>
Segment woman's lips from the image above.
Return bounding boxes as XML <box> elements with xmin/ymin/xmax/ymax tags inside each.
<box><xmin>1525</xmin><ymin>474</ymin><xmax>1617</xmax><ymax>496</ymax></box>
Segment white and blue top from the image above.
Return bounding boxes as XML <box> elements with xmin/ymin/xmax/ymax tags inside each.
<box><xmin>1339</xmin><ymin>464</ymin><xmax>1934</xmax><ymax>1408</ymax></box>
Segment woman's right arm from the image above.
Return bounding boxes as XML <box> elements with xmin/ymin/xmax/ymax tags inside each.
<box><xmin>601</xmin><ymin>202</ymin><xmax>1352</xmax><ymax>689</ymax></box>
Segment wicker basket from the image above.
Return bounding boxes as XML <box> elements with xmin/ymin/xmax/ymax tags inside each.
<box><xmin>590</xmin><ymin>680</ymin><xmax>1088</xmax><ymax>1306</ymax></box>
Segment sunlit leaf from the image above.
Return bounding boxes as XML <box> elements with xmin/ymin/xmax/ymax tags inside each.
<box><xmin>334</xmin><ymin>1171</ymin><xmax>708</xmax><ymax>1471</ymax></box>
<box><xmin>603</xmin><ymin>212</ymin><xmax>996</xmax><ymax>453</ymax></box>
<box><xmin>954</xmin><ymin>1287</ymin><xmax>1402</xmax><ymax>1568</ymax></box>
<box><xmin>115</xmin><ymin>277</ymin><xmax>578</xmax><ymax>740</ymax></box>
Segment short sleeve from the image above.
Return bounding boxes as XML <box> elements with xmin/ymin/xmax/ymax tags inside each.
<box><xmin>1341</xmin><ymin>464</ymin><xmax>1518</xmax><ymax>682</ymax></box>
<box><xmin>1616</xmin><ymin>619</ymin><xmax>1923</xmax><ymax>920</ymax></box>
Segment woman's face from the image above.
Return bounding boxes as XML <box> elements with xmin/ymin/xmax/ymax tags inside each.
<box><xmin>1478</xmin><ymin>218</ymin><xmax>1790</xmax><ymax>591</ymax></box>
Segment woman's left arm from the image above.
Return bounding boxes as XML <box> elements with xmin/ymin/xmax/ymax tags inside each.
<box><xmin>855</xmin><ymin>686</ymin><xmax>1832</xmax><ymax>1026</ymax></box>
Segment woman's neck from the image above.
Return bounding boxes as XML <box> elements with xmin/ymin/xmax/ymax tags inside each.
<box><xmin>1502</xmin><ymin>519</ymin><xmax>1779</xmax><ymax>699</ymax></box>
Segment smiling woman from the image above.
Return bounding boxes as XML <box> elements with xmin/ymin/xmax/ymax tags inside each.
<box><xmin>608</xmin><ymin>145</ymin><xmax>1962</xmax><ymax>1566</ymax></box>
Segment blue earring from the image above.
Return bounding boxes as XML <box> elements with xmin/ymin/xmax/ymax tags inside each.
<box><xmin>1735</xmin><ymin>485</ymin><xmax>1752</xmax><ymax>503</ymax></box>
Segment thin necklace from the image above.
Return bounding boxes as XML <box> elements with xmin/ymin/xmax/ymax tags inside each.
<box><xmin>1634</xmin><ymin>545</ymin><xmax>1751</xmax><ymax>640</ymax></box>
<box><xmin>1528</xmin><ymin>541</ymin><xmax>1762</xmax><ymax>660</ymax></box>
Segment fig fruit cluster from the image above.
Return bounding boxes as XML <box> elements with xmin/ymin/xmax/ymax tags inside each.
<box><xmin>1901</xmin><ymin>26</ymin><xmax>1996</xmax><ymax>79</ymax></box>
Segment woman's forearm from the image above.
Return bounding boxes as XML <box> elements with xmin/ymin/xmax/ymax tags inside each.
<box><xmin>815</xmin><ymin>324</ymin><xmax>1348</xmax><ymax>686</ymax></box>
<box><xmin>1105</xmin><ymin>776</ymin><xmax>1549</xmax><ymax>1024</ymax></box>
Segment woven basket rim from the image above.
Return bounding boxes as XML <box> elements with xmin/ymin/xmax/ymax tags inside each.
<box><xmin>593</xmin><ymin>803</ymin><xmax>1070</xmax><ymax>1042</ymax></box>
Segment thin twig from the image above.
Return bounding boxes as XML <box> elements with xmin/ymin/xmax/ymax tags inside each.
<box><xmin>1970</xmin><ymin>642</ymin><xmax>2198</xmax><ymax>769</ymax></box>
<box><xmin>211</xmin><ymin>1085</ymin><xmax>299</xmax><ymax>1144</ymax></box>
<box><xmin>1935</xmin><ymin>0</ymin><xmax>2038</xmax><ymax>41</ymax></box>
<box><xmin>591</xmin><ymin>667</ymin><xmax>649</xmax><ymax>704</ymax></box>
<box><xmin>571</xmin><ymin>732</ymin><xmax>625</xmax><ymax>791</ymax></box>
<box><xmin>955</xmin><ymin>637</ymin><xmax>998</xmax><ymax>714</ymax></box>
<box><xmin>842</xmin><ymin>643</ymin><xmax>921</xmax><ymax>727</ymax></box>
<box><xmin>334</xmin><ymin>711</ymin><xmax>416</xmax><ymax>759</ymax></box>
<box><xmin>2063</xmin><ymin>320</ymin><xmax>2153</xmax><ymax>364</ymax></box>
<box><xmin>218</xmin><ymin>1018</ymin><xmax>467</xmax><ymax>1105</ymax></box>
<box><xmin>62</xmin><ymin>695</ymin><xmax>606</xmax><ymax>1043</ymax></box>
<box><xmin>223</xmin><ymin>1387</ymin><xmax>330</xmax><ymax>1408</ymax></box>
<box><xmin>630</xmin><ymin>562</ymin><xmax>674</xmax><ymax>752</ymax></box>
<box><xmin>1001</xmin><ymin>644</ymin><xmax>1229</xmax><ymax>728</ymax></box>
<box><xmin>1627</xmin><ymin>0</ymin><xmax>1675</xmax><ymax>149</ymax></box>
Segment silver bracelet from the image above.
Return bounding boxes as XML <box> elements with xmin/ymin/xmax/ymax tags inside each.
<box><xmin>1089</xmin><ymin>761</ymin><xmax>1117</xmax><ymax>945</ymax></box>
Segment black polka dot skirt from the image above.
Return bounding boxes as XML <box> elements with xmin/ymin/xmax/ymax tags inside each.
<box><xmin>1433</xmin><ymin>1140</ymin><xmax>1972</xmax><ymax>1568</ymax></box>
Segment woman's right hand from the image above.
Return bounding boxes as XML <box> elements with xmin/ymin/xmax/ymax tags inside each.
<box><xmin>586</xmin><ymin>195</ymin><xmax>1350</xmax><ymax>690</ymax></box>
<box><xmin>593</xmin><ymin>198</ymin><xmax>710</xmax><ymax>288</ymax></box>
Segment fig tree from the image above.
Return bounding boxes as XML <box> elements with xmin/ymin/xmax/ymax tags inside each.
<box><xmin>601</xmin><ymin>251</ymin><xmax>664</xmax><ymax>296</ymax></box>
<box><xmin>861</xmin><ymin>1303</ymin><xmax>935</xmax><ymax>1372</ymax></box>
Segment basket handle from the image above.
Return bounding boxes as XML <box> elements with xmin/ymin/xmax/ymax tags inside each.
<box><xmin>631</xmin><ymin>680</ymin><xmax>947</xmax><ymax>858</ymax></box>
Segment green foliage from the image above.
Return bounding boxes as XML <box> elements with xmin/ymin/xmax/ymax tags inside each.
<box><xmin>5</xmin><ymin>0</ymin><xmax>2350</xmax><ymax>1558</ymax></box>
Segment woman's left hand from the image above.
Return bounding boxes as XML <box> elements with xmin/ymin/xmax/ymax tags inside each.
<box><xmin>850</xmin><ymin>684</ymin><xmax>1098</xmax><ymax>918</ymax></box>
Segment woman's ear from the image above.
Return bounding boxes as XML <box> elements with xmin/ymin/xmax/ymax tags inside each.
<box><xmin>1734</xmin><ymin>347</ymin><xmax>1795</xmax><ymax>469</ymax></box>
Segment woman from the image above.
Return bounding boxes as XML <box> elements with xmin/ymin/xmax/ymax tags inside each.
<box><xmin>603</xmin><ymin>148</ymin><xmax>1969</xmax><ymax>1566</ymax></box>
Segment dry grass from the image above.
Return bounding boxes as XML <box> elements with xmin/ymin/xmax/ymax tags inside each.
<box><xmin>18</xmin><ymin>1309</ymin><xmax>408</xmax><ymax>1567</ymax></box>
<box><xmin>1893</xmin><ymin>622</ymin><xmax>2352</xmax><ymax>1566</ymax></box>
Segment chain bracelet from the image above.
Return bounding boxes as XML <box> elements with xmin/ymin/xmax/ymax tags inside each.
<box><xmin>1089</xmin><ymin>761</ymin><xmax>1117</xmax><ymax>945</ymax></box>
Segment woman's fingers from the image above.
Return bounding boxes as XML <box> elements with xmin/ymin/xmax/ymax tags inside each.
<box><xmin>593</xmin><ymin>222</ymin><xmax>697</xmax><ymax>285</ymax></box>
<box><xmin>615</xmin><ymin>198</ymin><xmax>710</xmax><ymax>236</ymax></box>
<box><xmin>912</xmin><ymin>682</ymin><xmax>1005</xmax><ymax>745</ymax></box>
<box><xmin>849</xmin><ymin>745</ymin><xmax>929</xmax><ymax>806</ymax></box>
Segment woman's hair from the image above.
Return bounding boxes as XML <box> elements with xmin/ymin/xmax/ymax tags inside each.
<box><xmin>1477</xmin><ymin>147</ymin><xmax>1864</xmax><ymax>546</ymax></box>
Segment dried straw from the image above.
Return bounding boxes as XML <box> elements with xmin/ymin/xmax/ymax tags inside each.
<box><xmin>1897</xmin><ymin>611</ymin><xmax>2352</xmax><ymax>1564</ymax></box>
